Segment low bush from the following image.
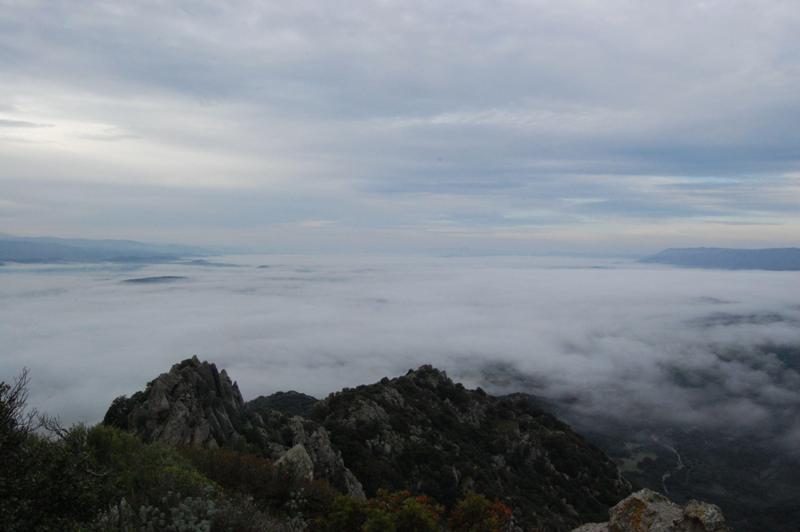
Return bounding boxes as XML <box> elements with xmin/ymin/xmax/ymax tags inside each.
<box><xmin>314</xmin><ymin>489</ymin><xmax>443</xmax><ymax>532</ymax></box>
<box><xmin>448</xmin><ymin>492</ymin><xmax>514</xmax><ymax>532</ymax></box>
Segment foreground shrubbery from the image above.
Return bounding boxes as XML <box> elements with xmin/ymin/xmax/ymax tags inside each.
<box><xmin>315</xmin><ymin>490</ymin><xmax>444</xmax><ymax>532</ymax></box>
<box><xmin>0</xmin><ymin>371</ymin><xmax>514</xmax><ymax>531</ymax></box>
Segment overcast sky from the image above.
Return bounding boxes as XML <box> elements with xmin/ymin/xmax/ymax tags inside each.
<box><xmin>1</xmin><ymin>0</ymin><xmax>799</xmax><ymax>253</ymax></box>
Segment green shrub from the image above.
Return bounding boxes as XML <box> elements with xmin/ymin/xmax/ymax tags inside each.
<box><xmin>181</xmin><ymin>446</ymin><xmax>336</xmax><ymax>520</ymax></box>
<box><xmin>366</xmin><ymin>490</ymin><xmax>442</xmax><ymax>532</ymax></box>
<box><xmin>86</xmin><ymin>424</ymin><xmax>213</xmax><ymax>509</ymax></box>
<box><xmin>314</xmin><ymin>489</ymin><xmax>443</xmax><ymax>532</ymax></box>
<box><xmin>180</xmin><ymin>447</ymin><xmax>290</xmax><ymax>507</ymax></box>
<box><xmin>448</xmin><ymin>492</ymin><xmax>513</xmax><ymax>532</ymax></box>
<box><xmin>1</xmin><ymin>372</ymin><xmax>109</xmax><ymax>530</ymax></box>
<box><xmin>314</xmin><ymin>495</ymin><xmax>368</xmax><ymax>531</ymax></box>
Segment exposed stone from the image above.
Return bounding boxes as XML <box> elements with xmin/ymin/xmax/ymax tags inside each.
<box><xmin>572</xmin><ymin>489</ymin><xmax>731</xmax><ymax>532</ymax></box>
<box><xmin>275</xmin><ymin>444</ymin><xmax>314</xmax><ymax>482</ymax></box>
<box><xmin>573</xmin><ymin>524</ymin><xmax>610</xmax><ymax>532</ymax></box>
<box><xmin>103</xmin><ymin>356</ymin><xmax>364</xmax><ymax>498</ymax></box>
<box><xmin>609</xmin><ymin>489</ymin><xmax>682</xmax><ymax>532</ymax></box>
<box><xmin>103</xmin><ymin>356</ymin><xmax>247</xmax><ymax>447</ymax></box>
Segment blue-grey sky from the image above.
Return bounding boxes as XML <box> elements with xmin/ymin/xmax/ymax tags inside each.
<box><xmin>1</xmin><ymin>0</ymin><xmax>799</xmax><ymax>253</ymax></box>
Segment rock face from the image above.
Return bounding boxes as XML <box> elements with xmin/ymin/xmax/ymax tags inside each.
<box><xmin>310</xmin><ymin>365</ymin><xmax>632</xmax><ymax>531</ymax></box>
<box><xmin>572</xmin><ymin>489</ymin><xmax>731</xmax><ymax>532</ymax></box>
<box><xmin>103</xmin><ymin>356</ymin><xmax>364</xmax><ymax>498</ymax></box>
<box><xmin>275</xmin><ymin>444</ymin><xmax>314</xmax><ymax>482</ymax></box>
<box><xmin>103</xmin><ymin>356</ymin><xmax>247</xmax><ymax>447</ymax></box>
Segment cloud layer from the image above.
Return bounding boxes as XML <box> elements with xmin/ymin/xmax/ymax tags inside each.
<box><xmin>2</xmin><ymin>256</ymin><xmax>799</xmax><ymax>452</ymax></box>
<box><xmin>1</xmin><ymin>1</ymin><xmax>799</xmax><ymax>251</ymax></box>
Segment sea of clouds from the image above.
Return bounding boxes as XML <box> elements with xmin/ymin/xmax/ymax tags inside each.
<box><xmin>2</xmin><ymin>255</ymin><xmax>799</xmax><ymax>447</ymax></box>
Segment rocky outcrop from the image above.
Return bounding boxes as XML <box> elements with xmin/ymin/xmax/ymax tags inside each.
<box><xmin>572</xmin><ymin>489</ymin><xmax>730</xmax><ymax>532</ymax></box>
<box><xmin>311</xmin><ymin>365</ymin><xmax>633</xmax><ymax>531</ymax></box>
<box><xmin>275</xmin><ymin>444</ymin><xmax>314</xmax><ymax>482</ymax></box>
<box><xmin>103</xmin><ymin>356</ymin><xmax>248</xmax><ymax>447</ymax></box>
<box><xmin>104</xmin><ymin>358</ymin><xmax>634</xmax><ymax>531</ymax></box>
<box><xmin>103</xmin><ymin>356</ymin><xmax>364</xmax><ymax>498</ymax></box>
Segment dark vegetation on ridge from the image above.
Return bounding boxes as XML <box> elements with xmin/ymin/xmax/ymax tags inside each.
<box><xmin>250</xmin><ymin>391</ymin><xmax>319</xmax><ymax>418</ymax></box>
<box><xmin>309</xmin><ymin>366</ymin><xmax>631</xmax><ymax>529</ymax></box>
<box><xmin>2</xmin><ymin>364</ymin><xmax>514</xmax><ymax>532</ymax></box>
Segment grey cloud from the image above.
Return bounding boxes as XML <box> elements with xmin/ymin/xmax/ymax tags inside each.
<box><xmin>1</xmin><ymin>0</ymin><xmax>799</xmax><ymax>249</ymax></box>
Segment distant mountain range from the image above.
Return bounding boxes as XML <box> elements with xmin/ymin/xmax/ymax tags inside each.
<box><xmin>0</xmin><ymin>234</ymin><xmax>207</xmax><ymax>263</ymax></box>
<box><xmin>642</xmin><ymin>247</ymin><xmax>800</xmax><ymax>271</ymax></box>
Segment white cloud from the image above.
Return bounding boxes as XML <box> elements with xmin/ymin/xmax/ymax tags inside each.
<box><xmin>2</xmin><ymin>256</ymin><xmax>798</xmax><ymax>450</ymax></box>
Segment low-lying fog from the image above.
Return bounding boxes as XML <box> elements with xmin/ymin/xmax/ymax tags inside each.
<box><xmin>2</xmin><ymin>255</ymin><xmax>799</xmax><ymax>449</ymax></box>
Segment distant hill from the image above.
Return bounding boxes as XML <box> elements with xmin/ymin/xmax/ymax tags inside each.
<box><xmin>249</xmin><ymin>390</ymin><xmax>319</xmax><ymax>418</ymax></box>
<box><xmin>0</xmin><ymin>234</ymin><xmax>207</xmax><ymax>263</ymax></box>
<box><xmin>642</xmin><ymin>247</ymin><xmax>800</xmax><ymax>270</ymax></box>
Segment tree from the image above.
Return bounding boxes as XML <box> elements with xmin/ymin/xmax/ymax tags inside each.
<box><xmin>0</xmin><ymin>369</ymin><xmax>39</xmax><ymax>527</ymax></box>
<box><xmin>448</xmin><ymin>492</ymin><xmax>514</xmax><ymax>532</ymax></box>
<box><xmin>0</xmin><ymin>370</ymin><xmax>105</xmax><ymax>531</ymax></box>
<box><xmin>0</xmin><ymin>368</ymin><xmax>36</xmax><ymax>452</ymax></box>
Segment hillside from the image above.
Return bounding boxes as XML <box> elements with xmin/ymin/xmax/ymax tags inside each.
<box><xmin>642</xmin><ymin>247</ymin><xmax>800</xmax><ymax>270</ymax></box>
<box><xmin>309</xmin><ymin>366</ymin><xmax>632</xmax><ymax>529</ymax></box>
<box><xmin>0</xmin><ymin>234</ymin><xmax>206</xmax><ymax>263</ymax></box>
<box><xmin>103</xmin><ymin>357</ymin><xmax>632</xmax><ymax>530</ymax></box>
<box><xmin>1</xmin><ymin>358</ymin><xmax>732</xmax><ymax>531</ymax></box>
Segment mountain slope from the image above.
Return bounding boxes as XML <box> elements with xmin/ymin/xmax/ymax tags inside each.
<box><xmin>0</xmin><ymin>234</ymin><xmax>206</xmax><ymax>263</ymax></box>
<box><xmin>104</xmin><ymin>358</ymin><xmax>632</xmax><ymax>531</ymax></box>
<box><xmin>311</xmin><ymin>366</ymin><xmax>632</xmax><ymax>530</ymax></box>
<box><xmin>642</xmin><ymin>247</ymin><xmax>800</xmax><ymax>270</ymax></box>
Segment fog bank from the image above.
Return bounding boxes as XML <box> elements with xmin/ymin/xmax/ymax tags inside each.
<box><xmin>1</xmin><ymin>255</ymin><xmax>799</xmax><ymax>447</ymax></box>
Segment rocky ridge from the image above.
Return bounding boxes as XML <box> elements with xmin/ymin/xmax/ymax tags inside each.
<box><xmin>309</xmin><ymin>365</ymin><xmax>633</xmax><ymax>530</ymax></box>
<box><xmin>103</xmin><ymin>358</ymin><xmax>731</xmax><ymax>532</ymax></box>
<box><xmin>103</xmin><ymin>356</ymin><xmax>364</xmax><ymax>498</ymax></box>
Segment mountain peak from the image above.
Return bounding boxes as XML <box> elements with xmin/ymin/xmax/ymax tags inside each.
<box><xmin>105</xmin><ymin>358</ymin><xmax>704</xmax><ymax>530</ymax></box>
<box><xmin>103</xmin><ymin>355</ymin><xmax>245</xmax><ymax>447</ymax></box>
<box><xmin>402</xmin><ymin>364</ymin><xmax>451</xmax><ymax>387</ymax></box>
<box><xmin>103</xmin><ymin>357</ymin><xmax>364</xmax><ymax>498</ymax></box>
<box><xmin>315</xmin><ymin>362</ymin><xmax>632</xmax><ymax>530</ymax></box>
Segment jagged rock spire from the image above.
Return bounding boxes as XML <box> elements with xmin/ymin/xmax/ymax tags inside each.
<box><xmin>103</xmin><ymin>356</ymin><xmax>364</xmax><ymax>499</ymax></box>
